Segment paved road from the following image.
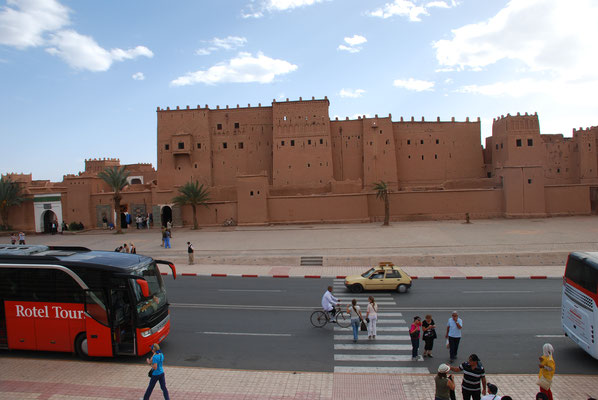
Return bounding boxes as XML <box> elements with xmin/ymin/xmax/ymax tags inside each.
<box><xmin>158</xmin><ymin>276</ymin><xmax>598</xmax><ymax>374</ymax></box>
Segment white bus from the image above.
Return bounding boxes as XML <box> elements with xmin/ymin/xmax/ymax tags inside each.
<box><xmin>562</xmin><ymin>252</ymin><xmax>598</xmax><ymax>359</ymax></box>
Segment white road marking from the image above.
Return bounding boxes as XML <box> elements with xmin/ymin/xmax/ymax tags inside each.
<box><xmin>462</xmin><ymin>291</ymin><xmax>533</xmax><ymax>294</ymax></box>
<box><xmin>335</xmin><ymin>334</ymin><xmax>411</xmax><ymax>341</ymax></box>
<box><xmin>335</xmin><ymin>326</ymin><xmax>408</xmax><ymax>332</ymax></box>
<box><xmin>535</xmin><ymin>334</ymin><xmax>565</xmax><ymax>338</ymax></box>
<box><xmin>199</xmin><ymin>332</ymin><xmax>292</xmax><ymax>337</ymax></box>
<box><xmin>335</xmin><ymin>354</ymin><xmax>420</xmax><ymax>362</ymax></box>
<box><xmin>217</xmin><ymin>289</ymin><xmax>285</xmax><ymax>292</ymax></box>
<box><xmin>335</xmin><ymin>366</ymin><xmax>430</xmax><ymax>374</ymax></box>
<box><xmin>334</xmin><ymin>344</ymin><xmax>412</xmax><ymax>351</ymax></box>
<box><xmin>376</xmin><ymin>319</ymin><xmax>406</xmax><ymax>324</ymax></box>
<box><xmin>377</xmin><ymin>313</ymin><xmax>403</xmax><ymax>317</ymax></box>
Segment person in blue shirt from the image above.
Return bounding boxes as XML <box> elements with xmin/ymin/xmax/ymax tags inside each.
<box><xmin>143</xmin><ymin>343</ymin><xmax>170</xmax><ymax>400</ymax></box>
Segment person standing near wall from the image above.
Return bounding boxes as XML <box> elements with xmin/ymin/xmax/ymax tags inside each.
<box><xmin>18</xmin><ymin>231</ymin><xmax>25</xmax><ymax>245</ymax></box>
<box><xmin>187</xmin><ymin>242</ymin><xmax>194</xmax><ymax>264</ymax></box>
<box><xmin>164</xmin><ymin>229</ymin><xmax>171</xmax><ymax>249</ymax></box>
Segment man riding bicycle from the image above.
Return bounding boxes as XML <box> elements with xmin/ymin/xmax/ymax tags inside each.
<box><xmin>321</xmin><ymin>286</ymin><xmax>340</xmax><ymax>322</ymax></box>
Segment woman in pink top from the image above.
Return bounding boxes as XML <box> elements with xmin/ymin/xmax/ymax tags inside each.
<box><xmin>410</xmin><ymin>316</ymin><xmax>422</xmax><ymax>360</ymax></box>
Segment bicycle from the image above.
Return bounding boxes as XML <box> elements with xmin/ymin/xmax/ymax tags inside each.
<box><xmin>310</xmin><ymin>305</ymin><xmax>350</xmax><ymax>328</ymax></box>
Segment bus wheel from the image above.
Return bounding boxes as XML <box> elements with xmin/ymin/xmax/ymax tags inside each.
<box><xmin>75</xmin><ymin>333</ymin><xmax>89</xmax><ymax>359</ymax></box>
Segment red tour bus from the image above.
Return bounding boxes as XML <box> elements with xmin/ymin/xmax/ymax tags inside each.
<box><xmin>0</xmin><ymin>245</ymin><xmax>176</xmax><ymax>357</ymax></box>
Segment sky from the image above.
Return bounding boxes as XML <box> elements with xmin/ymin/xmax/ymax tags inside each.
<box><xmin>1</xmin><ymin>0</ymin><xmax>597</xmax><ymax>182</ymax></box>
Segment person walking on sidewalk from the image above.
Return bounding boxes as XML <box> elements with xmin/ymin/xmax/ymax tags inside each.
<box><xmin>187</xmin><ymin>242</ymin><xmax>194</xmax><ymax>265</ymax></box>
<box><xmin>410</xmin><ymin>316</ymin><xmax>422</xmax><ymax>360</ymax></box>
<box><xmin>422</xmin><ymin>314</ymin><xmax>437</xmax><ymax>357</ymax></box>
<box><xmin>366</xmin><ymin>296</ymin><xmax>378</xmax><ymax>339</ymax></box>
<box><xmin>446</xmin><ymin>311</ymin><xmax>463</xmax><ymax>363</ymax></box>
<box><xmin>449</xmin><ymin>353</ymin><xmax>486</xmax><ymax>400</ymax></box>
<box><xmin>143</xmin><ymin>343</ymin><xmax>170</xmax><ymax>400</ymax></box>
<box><xmin>537</xmin><ymin>343</ymin><xmax>555</xmax><ymax>400</ymax></box>
<box><xmin>347</xmin><ymin>299</ymin><xmax>363</xmax><ymax>343</ymax></box>
<box><xmin>435</xmin><ymin>363</ymin><xmax>455</xmax><ymax>400</ymax></box>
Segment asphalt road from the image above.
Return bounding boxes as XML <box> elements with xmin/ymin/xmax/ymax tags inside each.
<box><xmin>160</xmin><ymin>276</ymin><xmax>598</xmax><ymax>374</ymax></box>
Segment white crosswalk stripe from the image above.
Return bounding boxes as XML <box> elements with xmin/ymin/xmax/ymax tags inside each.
<box><xmin>330</xmin><ymin>287</ymin><xmax>430</xmax><ymax>374</ymax></box>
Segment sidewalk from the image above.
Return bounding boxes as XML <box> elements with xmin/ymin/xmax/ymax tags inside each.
<box><xmin>1</xmin><ymin>358</ymin><xmax>596</xmax><ymax>399</ymax></box>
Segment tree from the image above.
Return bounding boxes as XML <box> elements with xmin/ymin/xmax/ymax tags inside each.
<box><xmin>172</xmin><ymin>181</ymin><xmax>210</xmax><ymax>229</ymax></box>
<box><xmin>373</xmin><ymin>181</ymin><xmax>390</xmax><ymax>226</ymax></box>
<box><xmin>98</xmin><ymin>166</ymin><xmax>130</xmax><ymax>234</ymax></box>
<box><xmin>0</xmin><ymin>176</ymin><xmax>26</xmax><ymax>230</ymax></box>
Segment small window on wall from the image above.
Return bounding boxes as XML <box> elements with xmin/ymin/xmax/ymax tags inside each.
<box><xmin>250</xmin><ymin>191</ymin><xmax>254</xmax><ymax>196</ymax></box>
<box><xmin>320</xmin><ymin>139</ymin><xmax>323</xmax><ymax>144</ymax></box>
<box><xmin>165</xmin><ymin>144</ymin><xmax>170</xmax><ymax>150</ymax></box>
<box><xmin>291</xmin><ymin>140</ymin><xmax>295</xmax><ymax>146</ymax></box>
<box><xmin>528</xmin><ymin>179</ymin><xmax>532</xmax><ymax>184</ymax></box>
<box><xmin>421</xmin><ymin>155</ymin><xmax>424</xmax><ymax>160</ymax></box>
<box><xmin>420</xmin><ymin>140</ymin><xmax>424</xmax><ymax>144</ymax></box>
<box><xmin>516</xmin><ymin>139</ymin><xmax>522</xmax><ymax>147</ymax></box>
<box><xmin>223</xmin><ymin>142</ymin><xmax>228</xmax><ymax>149</ymax></box>
<box><xmin>234</xmin><ymin>122</ymin><xmax>240</xmax><ymax>129</ymax></box>
<box><xmin>527</xmin><ymin>139</ymin><xmax>533</xmax><ymax>146</ymax></box>
<box><xmin>281</xmin><ymin>140</ymin><xmax>285</xmax><ymax>146</ymax></box>
<box><xmin>557</xmin><ymin>168</ymin><xmax>561</xmax><ymax>173</ymax></box>
<box><xmin>308</xmin><ymin>139</ymin><xmax>312</xmax><ymax>145</ymax></box>
<box><xmin>501</xmin><ymin>143</ymin><xmax>503</xmax><ymax>149</ymax></box>
<box><xmin>436</xmin><ymin>139</ymin><xmax>439</xmax><ymax>144</ymax></box>
<box><xmin>496</xmin><ymin>144</ymin><xmax>499</xmax><ymax>150</ymax></box>
<box><xmin>197</xmin><ymin>143</ymin><xmax>201</xmax><ymax>149</ymax></box>
<box><xmin>435</xmin><ymin>154</ymin><xmax>438</xmax><ymax>159</ymax></box>
<box><xmin>487</xmin><ymin>172</ymin><xmax>492</xmax><ymax>178</ymax></box>
<box><xmin>178</xmin><ymin>142</ymin><xmax>184</xmax><ymax>149</ymax></box>
<box><xmin>217</xmin><ymin>123</ymin><xmax>222</xmax><ymax>130</ymax></box>
<box><xmin>238</xmin><ymin>142</ymin><xmax>244</xmax><ymax>149</ymax></box>
<box><xmin>407</xmin><ymin>140</ymin><xmax>411</xmax><ymax>145</ymax></box>
<box><xmin>307</xmin><ymin>163</ymin><xmax>311</xmax><ymax>167</ymax></box>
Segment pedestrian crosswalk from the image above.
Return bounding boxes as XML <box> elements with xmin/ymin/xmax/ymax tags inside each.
<box><xmin>331</xmin><ymin>278</ymin><xmax>430</xmax><ymax>374</ymax></box>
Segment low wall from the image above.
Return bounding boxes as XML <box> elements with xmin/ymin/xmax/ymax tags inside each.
<box><xmin>268</xmin><ymin>193</ymin><xmax>369</xmax><ymax>224</ymax></box>
<box><xmin>545</xmin><ymin>185</ymin><xmax>590</xmax><ymax>215</ymax></box>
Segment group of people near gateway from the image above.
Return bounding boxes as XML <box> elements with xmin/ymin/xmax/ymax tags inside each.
<box><xmin>321</xmin><ymin>287</ymin><xmax>561</xmax><ymax>400</ymax></box>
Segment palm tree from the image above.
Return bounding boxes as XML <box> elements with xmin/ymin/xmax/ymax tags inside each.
<box><xmin>373</xmin><ymin>181</ymin><xmax>390</xmax><ymax>226</ymax></box>
<box><xmin>172</xmin><ymin>181</ymin><xmax>210</xmax><ymax>229</ymax></box>
<box><xmin>0</xmin><ymin>176</ymin><xmax>26</xmax><ymax>230</ymax></box>
<box><xmin>98</xmin><ymin>166</ymin><xmax>130</xmax><ymax>234</ymax></box>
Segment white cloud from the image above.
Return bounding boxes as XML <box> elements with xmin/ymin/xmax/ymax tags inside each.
<box><xmin>45</xmin><ymin>30</ymin><xmax>153</xmax><ymax>72</ymax></box>
<box><xmin>338</xmin><ymin>35</ymin><xmax>367</xmax><ymax>53</ymax></box>
<box><xmin>393</xmin><ymin>78</ymin><xmax>435</xmax><ymax>91</ymax></box>
<box><xmin>0</xmin><ymin>0</ymin><xmax>153</xmax><ymax>72</ymax></box>
<box><xmin>196</xmin><ymin>36</ymin><xmax>247</xmax><ymax>56</ymax></box>
<box><xmin>339</xmin><ymin>88</ymin><xmax>365</xmax><ymax>98</ymax></box>
<box><xmin>132</xmin><ymin>72</ymin><xmax>145</xmax><ymax>81</ymax></box>
<box><xmin>435</xmin><ymin>0</ymin><xmax>598</xmax><ymax>108</ymax></box>
<box><xmin>171</xmin><ymin>52</ymin><xmax>298</xmax><ymax>86</ymax></box>
<box><xmin>368</xmin><ymin>0</ymin><xmax>456</xmax><ymax>21</ymax></box>
<box><xmin>242</xmin><ymin>0</ymin><xmax>326</xmax><ymax>18</ymax></box>
<box><xmin>0</xmin><ymin>0</ymin><xmax>70</xmax><ymax>48</ymax></box>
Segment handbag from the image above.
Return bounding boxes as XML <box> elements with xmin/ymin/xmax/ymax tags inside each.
<box><xmin>537</xmin><ymin>375</ymin><xmax>552</xmax><ymax>390</ymax></box>
<box><xmin>148</xmin><ymin>369</ymin><xmax>154</xmax><ymax>378</ymax></box>
<box><xmin>360</xmin><ymin>320</ymin><xmax>367</xmax><ymax>331</ymax></box>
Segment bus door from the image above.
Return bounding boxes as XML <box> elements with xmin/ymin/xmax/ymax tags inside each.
<box><xmin>110</xmin><ymin>288</ymin><xmax>135</xmax><ymax>355</ymax></box>
<box><xmin>83</xmin><ymin>290</ymin><xmax>113</xmax><ymax>357</ymax></box>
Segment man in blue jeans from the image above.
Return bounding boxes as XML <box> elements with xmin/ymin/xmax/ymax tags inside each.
<box><xmin>445</xmin><ymin>311</ymin><xmax>462</xmax><ymax>363</ymax></box>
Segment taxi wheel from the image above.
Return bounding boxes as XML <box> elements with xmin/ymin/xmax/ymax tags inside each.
<box><xmin>351</xmin><ymin>284</ymin><xmax>364</xmax><ymax>293</ymax></box>
<box><xmin>396</xmin><ymin>284</ymin><xmax>408</xmax><ymax>293</ymax></box>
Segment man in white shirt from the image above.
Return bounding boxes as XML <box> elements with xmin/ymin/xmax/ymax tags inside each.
<box><xmin>321</xmin><ymin>286</ymin><xmax>339</xmax><ymax>322</ymax></box>
<box><xmin>481</xmin><ymin>383</ymin><xmax>501</xmax><ymax>400</ymax></box>
<box><xmin>446</xmin><ymin>310</ymin><xmax>463</xmax><ymax>363</ymax></box>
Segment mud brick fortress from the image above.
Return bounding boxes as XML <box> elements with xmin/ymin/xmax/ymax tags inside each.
<box><xmin>4</xmin><ymin>97</ymin><xmax>598</xmax><ymax>232</ymax></box>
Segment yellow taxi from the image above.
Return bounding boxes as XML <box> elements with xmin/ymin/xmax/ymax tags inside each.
<box><xmin>344</xmin><ymin>262</ymin><xmax>412</xmax><ymax>293</ymax></box>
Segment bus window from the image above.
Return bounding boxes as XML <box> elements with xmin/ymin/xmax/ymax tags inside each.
<box><xmin>85</xmin><ymin>290</ymin><xmax>109</xmax><ymax>326</ymax></box>
<box><xmin>131</xmin><ymin>262</ymin><xmax>167</xmax><ymax>323</ymax></box>
<box><xmin>565</xmin><ymin>257</ymin><xmax>598</xmax><ymax>294</ymax></box>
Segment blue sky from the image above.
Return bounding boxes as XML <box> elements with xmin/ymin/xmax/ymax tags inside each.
<box><xmin>1</xmin><ymin>0</ymin><xmax>597</xmax><ymax>182</ymax></box>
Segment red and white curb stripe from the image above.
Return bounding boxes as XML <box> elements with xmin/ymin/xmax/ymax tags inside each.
<box><xmin>162</xmin><ymin>272</ymin><xmax>553</xmax><ymax>279</ymax></box>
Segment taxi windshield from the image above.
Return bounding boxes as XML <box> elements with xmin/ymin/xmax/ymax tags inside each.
<box><xmin>361</xmin><ymin>268</ymin><xmax>376</xmax><ymax>278</ymax></box>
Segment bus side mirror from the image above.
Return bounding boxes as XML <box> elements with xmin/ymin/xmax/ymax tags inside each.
<box><xmin>169</xmin><ymin>263</ymin><xmax>177</xmax><ymax>280</ymax></box>
<box><xmin>136</xmin><ymin>279</ymin><xmax>150</xmax><ymax>297</ymax></box>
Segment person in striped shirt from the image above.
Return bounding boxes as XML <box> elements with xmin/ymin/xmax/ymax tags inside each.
<box><xmin>449</xmin><ymin>353</ymin><xmax>487</xmax><ymax>400</ymax></box>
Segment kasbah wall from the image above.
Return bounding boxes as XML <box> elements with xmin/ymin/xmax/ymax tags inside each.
<box><xmin>4</xmin><ymin>96</ymin><xmax>598</xmax><ymax>232</ymax></box>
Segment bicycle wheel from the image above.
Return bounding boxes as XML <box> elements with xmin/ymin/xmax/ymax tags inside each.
<box><xmin>310</xmin><ymin>310</ymin><xmax>327</xmax><ymax>328</ymax></box>
<box><xmin>335</xmin><ymin>311</ymin><xmax>350</xmax><ymax>328</ymax></box>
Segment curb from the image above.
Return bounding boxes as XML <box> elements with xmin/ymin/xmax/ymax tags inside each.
<box><xmin>162</xmin><ymin>272</ymin><xmax>557</xmax><ymax>279</ymax></box>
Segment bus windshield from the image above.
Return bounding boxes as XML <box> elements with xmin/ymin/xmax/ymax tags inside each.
<box><xmin>130</xmin><ymin>261</ymin><xmax>167</xmax><ymax>323</ymax></box>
